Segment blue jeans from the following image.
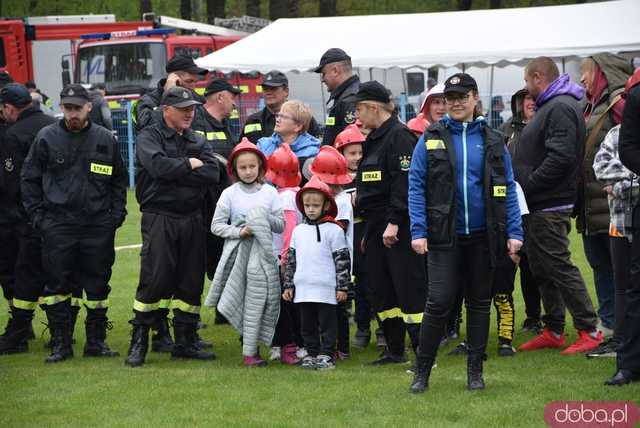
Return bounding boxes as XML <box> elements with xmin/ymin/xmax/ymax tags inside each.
<box><xmin>582</xmin><ymin>233</ymin><xmax>615</xmax><ymax>330</ymax></box>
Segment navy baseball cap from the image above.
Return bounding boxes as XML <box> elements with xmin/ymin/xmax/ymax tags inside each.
<box><xmin>444</xmin><ymin>73</ymin><xmax>478</xmax><ymax>95</ymax></box>
<box><xmin>314</xmin><ymin>48</ymin><xmax>351</xmax><ymax>73</ymax></box>
<box><xmin>262</xmin><ymin>71</ymin><xmax>288</xmax><ymax>88</ymax></box>
<box><xmin>353</xmin><ymin>81</ymin><xmax>391</xmax><ymax>104</ymax></box>
<box><xmin>166</xmin><ymin>55</ymin><xmax>208</xmax><ymax>76</ymax></box>
<box><xmin>0</xmin><ymin>83</ymin><xmax>32</xmax><ymax>108</ymax></box>
<box><xmin>60</xmin><ymin>84</ymin><xmax>90</xmax><ymax>106</ymax></box>
<box><xmin>161</xmin><ymin>86</ymin><xmax>202</xmax><ymax>108</ymax></box>
<box><xmin>204</xmin><ymin>78</ymin><xmax>242</xmax><ymax>97</ymax></box>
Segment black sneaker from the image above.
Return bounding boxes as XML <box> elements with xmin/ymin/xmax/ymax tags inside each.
<box><xmin>300</xmin><ymin>355</ymin><xmax>316</xmax><ymax>369</ymax></box>
<box><xmin>315</xmin><ymin>354</ymin><xmax>335</xmax><ymax>370</ymax></box>
<box><xmin>447</xmin><ymin>341</ymin><xmax>468</xmax><ymax>356</ymax></box>
<box><xmin>368</xmin><ymin>351</ymin><xmax>408</xmax><ymax>366</ymax></box>
<box><xmin>522</xmin><ymin>318</ymin><xmax>543</xmax><ymax>334</ymax></box>
<box><xmin>498</xmin><ymin>343</ymin><xmax>516</xmax><ymax>357</ymax></box>
<box><xmin>586</xmin><ymin>338</ymin><xmax>618</xmax><ymax>359</ymax></box>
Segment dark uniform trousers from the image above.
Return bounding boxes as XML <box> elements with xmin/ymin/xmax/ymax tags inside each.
<box><xmin>41</xmin><ymin>221</ymin><xmax>116</xmax><ymax>321</ymax></box>
<box><xmin>618</xmin><ymin>203</ymin><xmax>640</xmax><ymax>372</ymax></box>
<box><xmin>419</xmin><ymin>233</ymin><xmax>493</xmax><ymax>360</ymax></box>
<box><xmin>365</xmin><ymin>217</ymin><xmax>426</xmax><ymax>356</ymax></box>
<box><xmin>352</xmin><ymin>218</ymin><xmax>373</xmax><ymax>332</ymax></box>
<box><xmin>134</xmin><ymin>211</ymin><xmax>206</xmax><ymax>325</ymax></box>
<box><xmin>492</xmin><ymin>248</ymin><xmax>516</xmax><ymax>344</ymax></box>
<box><xmin>0</xmin><ymin>222</ymin><xmax>45</xmax><ymax>307</ymax></box>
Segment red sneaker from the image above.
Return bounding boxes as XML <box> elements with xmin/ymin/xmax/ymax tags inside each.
<box><xmin>280</xmin><ymin>343</ymin><xmax>300</xmax><ymax>365</ymax></box>
<box><xmin>518</xmin><ymin>328</ymin><xmax>565</xmax><ymax>351</ymax></box>
<box><xmin>243</xmin><ymin>354</ymin><xmax>268</xmax><ymax>367</ymax></box>
<box><xmin>560</xmin><ymin>330</ymin><xmax>603</xmax><ymax>355</ymax></box>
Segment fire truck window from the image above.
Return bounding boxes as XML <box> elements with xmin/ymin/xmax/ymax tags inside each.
<box><xmin>174</xmin><ymin>47</ymin><xmax>201</xmax><ymax>59</ymax></box>
<box><xmin>0</xmin><ymin>39</ymin><xmax>6</xmax><ymax>67</ymax></box>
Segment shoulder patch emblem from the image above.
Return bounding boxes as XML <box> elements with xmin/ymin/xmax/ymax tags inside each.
<box><xmin>4</xmin><ymin>158</ymin><xmax>14</xmax><ymax>172</ymax></box>
<box><xmin>399</xmin><ymin>155</ymin><xmax>411</xmax><ymax>171</ymax></box>
<box><xmin>344</xmin><ymin>110</ymin><xmax>356</xmax><ymax>124</ymax></box>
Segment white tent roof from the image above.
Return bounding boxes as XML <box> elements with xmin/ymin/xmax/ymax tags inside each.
<box><xmin>197</xmin><ymin>0</ymin><xmax>640</xmax><ymax>73</ymax></box>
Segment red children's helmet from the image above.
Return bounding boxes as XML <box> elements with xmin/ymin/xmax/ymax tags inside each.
<box><xmin>295</xmin><ymin>175</ymin><xmax>338</xmax><ymax>218</ymax></box>
<box><xmin>407</xmin><ymin>113</ymin><xmax>428</xmax><ymax>135</ymax></box>
<box><xmin>334</xmin><ymin>124</ymin><xmax>365</xmax><ymax>153</ymax></box>
<box><xmin>624</xmin><ymin>68</ymin><xmax>640</xmax><ymax>96</ymax></box>
<box><xmin>227</xmin><ymin>137</ymin><xmax>268</xmax><ymax>179</ymax></box>
<box><xmin>309</xmin><ymin>146</ymin><xmax>353</xmax><ymax>185</ymax></box>
<box><xmin>265</xmin><ymin>144</ymin><xmax>301</xmax><ymax>188</ymax></box>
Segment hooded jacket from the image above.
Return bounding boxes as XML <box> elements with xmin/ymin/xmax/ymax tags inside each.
<box><xmin>512</xmin><ymin>74</ymin><xmax>586</xmax><ymax>212</ymax></box>
<box><xmin>576</xmin><ymin>53</ymin><xmax>633</xmax><ymax>235</ymax></box>
<box><xmin>257</xmin><ymin>132</ymin><xmax>320</xmax><ymax>159</ymax></box>
<box><xmin>501</xmin><ymin>89</ymin><xmax>530</xmax><ymax>154</ymax></box>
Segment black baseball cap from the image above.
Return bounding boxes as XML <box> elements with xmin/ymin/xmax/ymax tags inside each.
<box><xmin>204</xmin><ymin>78</ymin><xmax>242</xmax><ymax>97</ymax></box>
<box><xmin>166</xmin><ymin>55</ymin><xmax>208</xmax><ymax>76</ymax></box>
<box><xmin>353</xmin><ymin>80</ymin><xmax>391</xmax><ymax>104</ymax></box>
<box><xmin>0</xmin><ymin>83</ymin><xmax>32</xmax><ymax>108</ymax></box>
<box><xmin>161</xmin><ymin>86</ymin><xmax>202</xmax><ymax>108</ymax></box>
<box><xmin>314</xmin><ymin>48</ymin><xmax>351</xmax><ymax>73</ymax></box>
<box><xmin>444</xmin><ymin>73</ymin><xmax>478</xmax><ymax>95</ymax></box>
<box><xmin>262</xmin><ymin>71</ymin><xmax>288</xmax><ymax>88</ymax></box>
<box><xmin>60</xmin><ymin>84</ymin><xmax>89</xmax><ymax>106</ymax></box>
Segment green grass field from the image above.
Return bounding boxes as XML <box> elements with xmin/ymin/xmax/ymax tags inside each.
<box><xmin>1</xmin><ymin>191</ymin><xmax>638</xmax><ymax>427</ymax></box>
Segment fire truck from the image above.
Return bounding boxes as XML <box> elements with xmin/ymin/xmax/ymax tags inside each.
<box><xmin>0</xmin><ymin>15</ymin><xmax>152</xmax><ymax>107</ymax></box>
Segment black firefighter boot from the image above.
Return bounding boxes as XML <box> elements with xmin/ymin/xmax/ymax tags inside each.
<box><xmin>45</xmin><ymin>303</ymin><xmax>79</xmax><ymax>349</ymax></box>
<box><xmin>151</xmin><ymin>309</ymin><xmax>174</xmax><ymax>353</ymax></box>
<box><xmin>124</xmin><ymin>320</ymin><xmax>150</xmax><ymax>367</ymax></box>
<box><xmin>84</xmin><ymin>308</ymin><xmax>119</xmax><ymax>357</ymax></box>
<box><xmin>467</xmin><ymin>353</ymin><xmax>487</xmax><ymax>390</ymax></box>
<box><xmin>0</xmin><ymin>307</ymin><xmax>33</xmax><ymax>354</ymax></box>
<box><xmin>409</xmin><ymin>356</ymin><xmax>435</xmax><ymax>394</ymax></box>
<box><xmin>45</xmin><ymin>302</ymin><xmax>73</xmax><ymax>363</ymax></box>
<box><xmin>171</xmin><ymin>317</ymin><xmax>215</xmax><ymax>360</ymax></box>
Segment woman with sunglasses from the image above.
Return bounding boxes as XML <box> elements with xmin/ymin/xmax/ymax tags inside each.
<box><xmin>408</xmin><ymin>73</ymin><xmax>523</xmax><ymax>393</ymax></box>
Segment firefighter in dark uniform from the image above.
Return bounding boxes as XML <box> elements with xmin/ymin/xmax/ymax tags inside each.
<box><xmin>407</xmin><ymin>74</ymin><xmax>523</xmax><ymax>393</ymax></box>
<box><xmin>0</xmin><ymin>84</ymin><xmax>55</xmax><ymax>354</ymax></box>
<box><xmin>21</xmin><ymin>84</ymin><xmax>128</xmax><ymax>363</ymax></box>
<box><xmin>354</xmin><ymin>81</ymin><xmax>427</xmax><ymax>365</ymax></box>
<box><xmin>135</xmin><ymin>55</ymin><xmax>208</xmax><ymax>130</ymax></box>
<box><xmin>314</xmin><ymin>48</ymin><xmax>360</xmax><ymax>146</ymax></box>
<box><xmin>240</xmin><ymin>71</ymin><xmax>321</xmax><ymax>143</ymax></box>
<box><xmin>125</xmin><ymin>86</ymin><xmax>219</xmax><ymax>367</ymax></box>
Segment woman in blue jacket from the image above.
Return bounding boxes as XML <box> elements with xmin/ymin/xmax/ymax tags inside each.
<box><xmin>407</xmin><ymin>73</ymin><xmax>523</xmax><ymax>393</ymax></box>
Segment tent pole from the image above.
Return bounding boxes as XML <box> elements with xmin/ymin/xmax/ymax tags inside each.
<box><xmin>369</xmin><ymin>67</ymin><xmax>373</xmax><ymax>81</ymax></box>
<box><xmin>488</xmin><ymin>65</ymin><xmax>495</xmax><ymax>125</ymax></box>
<box><xmin>562</xmin><ymin>58</ymin><xmax>566</xmax><ymax>73</ymax></box>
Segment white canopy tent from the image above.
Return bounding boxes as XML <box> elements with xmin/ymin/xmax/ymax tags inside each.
<box><xmin>197</xmin><ymin>0</ymin><xmax>640</xmax><ymax>73</ymax></box>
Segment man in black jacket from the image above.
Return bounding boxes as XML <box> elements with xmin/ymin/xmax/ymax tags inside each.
<box><xmin>0</xmin><ymin>84</ymin><xmax>55</xmax><ymax>354</ymax></box>
<box><xmin>135</xmin><ymin>55</ymin><xmax>207</xmax><ymax>130</ymax></box>
<box><xmin>513</xmin><ymin>57</ymin><xmax>601</xmax><ymax>355</ymax></box>
<box><xmin>21</xmin><ymin>84</ymin><xmax>128</xmax><ymax>363</ymax></box>
<box><xmin>125</xmin><ymin>86</ymin><xmax>219</xmax><ymax>367</ymax></box>
<box><xmin>314</xmin><ymin>48</ymin><xmax>360</xmax><ymax>146</ymax></box>
<box><xmin>609</xmin><ymin>69</ymin><xmax>640</xmax><ymax>385</ymax></box>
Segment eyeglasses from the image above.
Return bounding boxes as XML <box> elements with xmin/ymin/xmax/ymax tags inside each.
<box><xmin>275</xmin><ymin>113</ymin><xmax>297</xmax><ymax>122</ymax></box>
<box><xmin>445</xmin><ymin>93</ymin><xmax>471</xmax><ymax>105</ymax></box>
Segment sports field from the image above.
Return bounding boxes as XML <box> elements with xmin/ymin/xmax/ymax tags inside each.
<box><xmin>1</xmin><ymin>191</ymin><xmax>638</xmax><ymax>427</ymax></box>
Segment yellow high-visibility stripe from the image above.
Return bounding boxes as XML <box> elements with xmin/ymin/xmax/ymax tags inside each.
<box><xmin>325</xmin><ymin>116</ymin><xmax>335</xmax><ymax>126</ymax></box>
<box><xmin>236</xmin><ymin>85</ymin><xmax>249</xmax><ymax>94</ymax></box>
<box><xmin>171</xmin><ymin>299</ymin><xmax>200</xmax><ymax>315</ymax></box>
<box><xmin>243</xmin><ymin>123</ymin><xmax>262</xmax><ymax>133</ymax></box>
<box><xmin>108</xmin><ymin>100</ymin><xmax>121</xmax><ymax>109</ymax></box>
<box><xmin>158</xmin><ymin>299</ymin><xmax>172</xmax><ymax>309</ymax></box>
<box><xmin>256</xmin><ymin>85</ymin><xmax>263</xmax><ymax>93</ymax></box>
<box><xmin>71</xmin><ymin>297</ymin><xmax>82</xmax><ymax>307</ymax></box>
<box><xmin>42</xmin><ymin>294</ymin><xmax>72</xmax><ymax>305</ymax></box>
<box><xmin>194</xmin><ymin>87</ymin><xmax>206</xmax><ymax>95</ymax></box>
<box><xmin>402</xmin><ymin>312</ymin><xmax>424</xmax><ymax>324</ymax></box>
<box><xmin>494</xmin><ymin>294</ymin><xmax>514</xmax><ymax>340</ymax></box>
<box><xmin>12</xmin><ymin>298</ymin><xmax>38</xmax><ymax>311</ymax></box>
<box><xmin>426</xmin><ymin>139</ymin><xmax>446</xmax><ymax>150</ymax></box>
<box><xmin>378</xmin><ymin>307</ymin><xmax>402</xmax><ymax>321</ymax></box>
<box><xmin>133</xmin><ymin>300</ymin><xmax>159</xmax><ymax>312</ymax></box>
<box><xmin>207</xmin><ymin>131</ymin><xmax>227</xmax><ymax>140</ymax></box>
<box><xmin>83</xmin><ymin>298</ymin><xmax>109</xmax><ymax>309</ymax></box>
<box><xmin>230</xmin><ymin>109</ymin><xmax>240</xmax><ymax>119</ymax></box>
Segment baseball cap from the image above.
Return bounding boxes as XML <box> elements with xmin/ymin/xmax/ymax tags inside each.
<box><xmin>204</xmin><ymin>78</ymin><xmax>242</xmax><ymax>97</ymax></box>
<box><xmin>60</xmin><ymin>84</ymin><xmax>90</xmax><ymax>106</ymax></box>
<box><xmin>262</xmin><ymin>71</ymin><xmax>288</xmax><ymax>88</ymax></box>
<box><xmin>353</xmin><ymin>80</ymin><xmax>391</xmax><ymax>104</ymax></box>
<box><xmin>314</xmin><ymin>48</ymin><xmax>351</xmax><ymax>73</ymax></box>
<box><xmin>443</xmin><ymin>73</ymin><xmax>478</xmax><ymax>95</ymax></box>
<box><xmin>166</xmin><ymin>55</ymin><xmax>208</xmax><ymax>76</ymax></box>
<box><xmin>0</xmin><ymin>83</ymin><xmax>32</xmax><ymax>108</ymax></box>
<box><xmin>161</xmin><ymin>86</ymin><xmax>202</xmax><ymax>108</ymax></box>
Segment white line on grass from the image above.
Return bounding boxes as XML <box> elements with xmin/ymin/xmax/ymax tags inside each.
<box><xmin>115</xmin><ymin>244</ymin><xmax>142</xmax><ymax>251</ymax></box>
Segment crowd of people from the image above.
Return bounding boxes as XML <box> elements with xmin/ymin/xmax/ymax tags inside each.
<box><xmin>0</xmin><ymin>48</ymin><xmax>639</xmax><ymax>393</ymax></box>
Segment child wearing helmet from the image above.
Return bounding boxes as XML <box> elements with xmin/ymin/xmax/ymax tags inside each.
<box><xmin>205</xmin><ymin>138</ymin><xmax>285</xmax><ymax>367</ymax></box>
<box><xmin>309</xmin><ymin>146</ymin><xmax>354</xmax><ymax>359</ymax></box>
<box><xmin>282</xmin><ymin>176</ymin><xmax>352</xmax><ymax>370</ymax></box>
<box><xmin>265</xmin><ymin>144</ymin><xmax>305</xmax><ymax>365</ymax></box>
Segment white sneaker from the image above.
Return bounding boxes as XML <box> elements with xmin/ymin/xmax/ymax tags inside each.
<box><xmin>296</xmin><ymin>347</ymin><xmax>308</xmax><ymax>359</ymax></box>
<box><xmin>596</xmin><ymin>320</ymin><xmax>614</xmax><ymax>339</ymax></box>
<box><xmin>315</xmin><ymin>354</ymin><xmax>335</xmax><ymax>370</ymax></box>
<box><xmin>269</xmin><ymin>346</ymin><xmax>281</xmax><ymax>361</ymax></box>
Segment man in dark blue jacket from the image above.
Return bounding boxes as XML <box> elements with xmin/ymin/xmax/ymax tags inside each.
<box><xmin>408</xmin><ymin>73</ymin><xmax>523</xmax><ymax>393</ymax></box>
